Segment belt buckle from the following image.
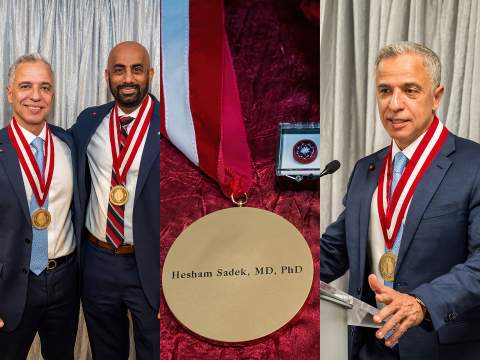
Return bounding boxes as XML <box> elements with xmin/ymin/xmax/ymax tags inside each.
<box><xmin>112</xmin><ymin>244</ymin><xmax>134</xmax><ymax>254</ymax></box>
<box><xmin>112</xmin><ymin>246</ymin><xmax>126</xmax><ymax>254</ymax></box>
<box><xmin>47</xmin><ymin>259</ymin><xmax>57</xmax><ymax>271</ymax></box>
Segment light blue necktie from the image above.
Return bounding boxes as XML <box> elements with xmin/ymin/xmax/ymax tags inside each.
<box><xmin>384</xmin><ymin>151</ymin><xmax>408</xmax><ymax>287</ymax></box>
<box><xmin>382</xmin><ymin>151</ymin><xmax>408</xmax><ymax>344</ymax></box>
<box><xmin>29</xmin><ymin>137</ymin><xmax>48</xmax><ymax>275</ymax></box>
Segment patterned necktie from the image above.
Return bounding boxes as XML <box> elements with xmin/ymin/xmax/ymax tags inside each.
<box><xmin>384</xmin><ymin>151</ymin><xmax>408</xmax><ymax>287</ymax></box>
<box><xmin>106</xmin><ymin>116</ymin><xmax>135</xmax><ymax>248</ymax></box>
<box><xmin>30</xmin><ymin>137</ymin><xmax>48</xmax><ymax>275</ymax></box>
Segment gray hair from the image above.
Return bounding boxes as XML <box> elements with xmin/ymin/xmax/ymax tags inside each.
<box><xmin>375</xmin><ymin>42</ymin><xmax>441</xmax><ymax>90</ymax></box>
<box><xmin>8</xmin><ymin>53</ymin><xmax>54</xmax><ymax>87</ymax></box>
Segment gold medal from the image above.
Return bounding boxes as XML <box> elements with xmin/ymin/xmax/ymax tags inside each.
<box><xmin>32</xmin><ymin>208</ymin><xmax>51</xmax><ymax>230</ymax></box>
<box><xmin>379</xmin><ymin>251</ymin><xmax>397</xmax><ymax>282</ymax></box>
<box><xmin>162</xmin><ymin>206</ymin><xmax>313</xmax><ymax>343</ymax></box>
<box><xmin>109</xmin><ymin>185</ymin><xmax>129</xmax><ymax>206</ymax></box>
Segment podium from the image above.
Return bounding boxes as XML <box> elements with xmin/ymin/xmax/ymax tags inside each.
<box><xmin>320</xmin><ymin>286</ymin><xmax>349</xmax><ymax>360</ymax></box>
<box><xmin>320</xmin><ymin>281</ymin><xmax>381</xmax><ymax>360</ymax></box>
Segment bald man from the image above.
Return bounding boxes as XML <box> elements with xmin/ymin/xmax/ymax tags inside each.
<box><xmin>70</xmin><ymin>41</ymin><xmax>159</xmax><ymax>359</ymax></box>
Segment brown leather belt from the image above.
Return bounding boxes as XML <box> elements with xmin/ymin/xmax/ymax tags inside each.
<box><xmin>86</xmin><ymin>230</ymin><xmax>135</xmax><ymax>255</ymax></box>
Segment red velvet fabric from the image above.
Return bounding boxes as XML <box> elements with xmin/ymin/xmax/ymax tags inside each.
<box><xmin>160</xmin><ymin>1</ymin><xmax>319</xmax><ymax>359</ymax></box>
<box><xmin>300</xmin><ymin>0</ymin><xmax>320</xmax><ymax>23</ymax></box>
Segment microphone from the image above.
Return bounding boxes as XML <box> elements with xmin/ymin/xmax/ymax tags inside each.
<box><xmin>320</xmin><ymin>160</ymin><xmax>341</xmax><ymax>177</ymax></box>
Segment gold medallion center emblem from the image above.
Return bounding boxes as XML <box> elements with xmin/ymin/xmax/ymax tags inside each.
<box><xmin>379</xmin><ymin>251</ymin><xmax>397</xmax><ymax>282</ymax></box>
<box><xmin>109</xmin><ymin>185</ymin><xmax>129</xmax><ymax>206</ymax></box>
<box><xmin>32</xmin><ymin>208</ymin><xmax>51</xmax><ymax>230</ymax></box>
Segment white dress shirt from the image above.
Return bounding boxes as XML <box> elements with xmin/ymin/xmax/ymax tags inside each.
<box><xmin>368</xmin><ymin>131</ymin><xmax>427</xmax><ymax>284</ymax></box>
<box><xmin>85</xmin><ymin>105</ymin><xmax>149</xmax><ymax>245</ymax></box>
<box><xmin>18</xmin><ymin>123</ymin><xmax>75</xmax><ymax>259</ymax></box>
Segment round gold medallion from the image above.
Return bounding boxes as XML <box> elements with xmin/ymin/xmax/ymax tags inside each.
<box><xmin>109</xmin><ymin>185</ymin><xmax>129</xmax><ymax>206</ymax></box>
<box><xmin>32</xmin><ymin>208</ymin><xmax>51</xmax><ymax>230</ymax></box>
<box><xmin>162</xmin><ymin>207</ymin><xmax>314</xmax><ymax>343</ymax></box>
<box><xmin>379</xmin><ymin>251</ymin><xmax>397</xmax><ymax>282</ymax></box>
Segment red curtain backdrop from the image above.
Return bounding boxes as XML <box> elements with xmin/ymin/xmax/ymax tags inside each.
<box><xmin>160</xmin><ymin>1</ymin><xmax>319</xmax><ymax>359</ymax></box>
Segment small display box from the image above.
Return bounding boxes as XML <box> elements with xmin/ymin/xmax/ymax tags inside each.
<box><xmin>276</xmin><ymin>122</ymin><xmax>320</xmax><ymax>190</ymax></box>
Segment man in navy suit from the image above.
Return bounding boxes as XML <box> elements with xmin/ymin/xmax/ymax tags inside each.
<box><xmin>70</xmin><ymin>41</ymin><xmax>159</xmax><ymax>359</ymax></box>
<box><xmin>0</xmin><ymin>54</ymin><xmax>81</xmax><ymax>359</ymax></box>
<box><xmin>321</xmin><ymin>42</ymin><xmax>480</xmax><ymax>359</ymax></box>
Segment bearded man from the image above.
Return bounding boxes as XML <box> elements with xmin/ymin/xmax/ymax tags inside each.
<box><xmin>70</xmin><ymin>41</ymin><xmax>159</xmax><ymax>360</ymax></box>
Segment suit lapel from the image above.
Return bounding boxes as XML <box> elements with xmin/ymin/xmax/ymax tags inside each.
<box><xmin>396</xmin><ymin>134</ymin><xmax>454</xmax><ymax>272</ymax></box>
<box><xmin>77</xmin><ymin>104</ymin><xmax>112</xmax><ymax>207</ymax></box>
<box><xmin>0</xmin><ymin>129</ymin><xmax>30</xmax><ymax>221</ymax></box>
<box><xmin>50</xmin><ymin>125</ymin><xmax>72</xmax><ymax>148</ymax></box>
<box><xmin>358</xmin><ymin>149</ymin><xmax>387</xmax><ymax>281</ymax></box>
<box><xmin>80</xmin><ymin>106</ymin><xmax>112</xmax><ymax>155</ymax></box>
<box><xmin>135</xmin><ymin>98</ymin><xmax>160</xmax><ymax>201</ymax></box>
<box><xmin>50</xmin><ymin>125</ymin><xmax>81</xmax><ymax>232</ymax></box>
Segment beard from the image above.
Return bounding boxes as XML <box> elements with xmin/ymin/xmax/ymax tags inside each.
<box><xmin>109</xmin><ymin>77</ymin><xmax>149</xmax><ymax>109</ymax></box>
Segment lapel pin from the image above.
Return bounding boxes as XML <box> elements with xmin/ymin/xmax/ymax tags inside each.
<box><xmin>368</xmin><ymin>163</ymin><xmax>375</xmax><ymax>171</ymax></box>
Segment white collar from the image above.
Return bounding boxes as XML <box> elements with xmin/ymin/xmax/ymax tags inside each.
<box><xmin>117</xmin><ymin>104</ymin><xmax>141</xmax><ymax>119</ymax></box>
<box><xmin>391</xmin><ymin>129</ymin><xmax>428</xmax><ymax>162</ymax></box>
<box><xmin>17</xmin><ymin>122</ymin><xmax>47</xmax><ymax>145</ymax></box>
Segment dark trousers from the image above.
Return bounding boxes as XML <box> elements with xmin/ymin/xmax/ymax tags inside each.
<box><xmin>0</xmin><ymin>255</ymin><xmax>79</xmax><ymax>360</ymax></box>
<box><xmin>82</xmin><ymin>239</ymin><xmax>159</xmax><ymax>360</ymax></box>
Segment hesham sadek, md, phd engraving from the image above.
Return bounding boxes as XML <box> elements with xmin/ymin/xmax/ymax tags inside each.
<box><xmin>171</xmin><ymin>265</ymin><xmax>304</xmax><ymax>279</ymax></box>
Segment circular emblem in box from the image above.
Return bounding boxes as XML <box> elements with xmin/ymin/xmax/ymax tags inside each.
<box><xmin>162</xmin><ymin>207</ymin><xmax>313</xmax><ymax>343</ymax></box>
<box><xmin>293</xmin><ymin>139</ymin><xmax>318</xmax><ymax>164</ymax></box>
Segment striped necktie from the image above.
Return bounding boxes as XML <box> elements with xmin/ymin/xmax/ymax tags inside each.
<box><xmin>105</xmin><ymin>116</ymin><xmax>134</xmax><ymax>248</ymax></box>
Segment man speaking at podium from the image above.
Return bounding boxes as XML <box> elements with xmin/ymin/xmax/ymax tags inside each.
<box><xmin>321</xmin><ymin>42</ymin><xmax>480</xmax><ymax>359</ymax></box>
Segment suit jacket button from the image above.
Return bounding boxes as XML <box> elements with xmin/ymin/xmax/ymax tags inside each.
<box><xmin>356</xmin><ymin>287</ymin><xmax>361</xmax><ymax>295</ymax></box>
<box><xmin>22</xmin><ymin>268</ymin><xmax>28</xmax><ymax>274</ymax></box>
<box><xmin>25</xmin><ymin>238</ymin><xmax>31</xmax><ymax>244</ymax></box>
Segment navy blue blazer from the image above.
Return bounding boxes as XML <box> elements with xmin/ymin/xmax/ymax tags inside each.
<box><xmin>70</xmin><ymin>95</ymin><xmax>160</xmax><ymax>311</ymax></box>
<box><xmin>321</xmin><ymin>133</ymin><xmax>480</xmax><ymax>359</ymax></box>
<box><xmin>0</xmin><ymin>124</ymin><xmax>81</xmax><ymax>332</ymax></box>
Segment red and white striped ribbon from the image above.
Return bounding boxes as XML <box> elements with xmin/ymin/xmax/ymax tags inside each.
<box><xmin>8</xmin><ymin>118</ymin><xmax>54</xmax><ymax>207</ymax></box>
<box><xmin>377</xmin><ymin>117</ymin><xmax>448</xmax><ymax>249</ymax></box>
<box><xmin>160</xmin><ymin>0</ymin><xmax>253</xmax><ymax>198</ymax></box>
<box><xmin>109</xmin><ymin>95</ymin><xmax>153</xmax><ymax>184</ymax></box>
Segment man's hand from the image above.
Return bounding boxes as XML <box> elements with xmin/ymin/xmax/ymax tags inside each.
<box><xmin>368</xmin><ymin>274</ymin><xmax>425</xmax><ymax>347</ymax></box>
<box><xmin>157</xmin><ymin>311</ymin><xmax>160</xmax><ymax>320</ymax></box>
<box><xmin>0</xmin><ymin>318</ymin><xmax>4</xmax><ymax>328</ymax></box>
